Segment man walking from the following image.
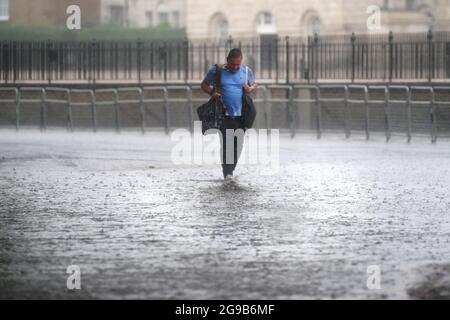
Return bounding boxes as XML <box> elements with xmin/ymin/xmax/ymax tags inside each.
<box><xmin>201</xmin><ymin>48</ymin><xmax>257</xmax><ymax>180</ymax></box>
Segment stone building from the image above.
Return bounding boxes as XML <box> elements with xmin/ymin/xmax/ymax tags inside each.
<box><xmin>185</xmin><ymin>0</ymin><xmax>450</xmax><ymax>40</ymax></box>
<box><xmin>100</xmin><ymin>0</ymin><xmax>185</xmax><ymax>28</ymax></box>
<box><xmin>2</xmin><ymin>0</ymin><xmax>101</xmax><ymax>26</ymax></box>
<box><xmin>3</xmin><ymin>0</ymin><xmax>449</xmax><ymax>39</ymax></box>
<box><xmin>1</xmin><ymin>0</ymin><xmax>185</xmax><ymax>29</ymax></box>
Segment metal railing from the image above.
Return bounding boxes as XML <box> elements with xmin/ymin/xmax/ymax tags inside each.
<box><xmin>0</xmin><ymin>84</ymin><xmax>449</xmax><ymax>143</ymax></box>
<box><xmin>1</xmin><ymin>31</ymin><xmax>450</xmax><ymax>84</ymax></box>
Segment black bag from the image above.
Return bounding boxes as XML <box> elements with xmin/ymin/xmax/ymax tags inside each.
<box><xmin>242</xmin><ymin>93</ymin><xmax>256</xmax><ymax>130</ymax></box>
<box><xmin>197</xmin><ymin>64</ymin><xmax>226</xmax><ymax>135</ymax></box>
<box><xmin>241</xmin><ymin>66</ymin><xmax>257</xmax><ymax>130</ymax></box>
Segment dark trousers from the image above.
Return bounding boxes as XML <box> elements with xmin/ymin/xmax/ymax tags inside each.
<box><xmin>220</xmin><ymin>116</ymin><xmax>245</xmax><ymax>177</ymax></box>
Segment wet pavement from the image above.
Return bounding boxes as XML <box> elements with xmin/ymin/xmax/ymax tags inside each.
<box><xmin>1</xmin><ymin>129</ymin><xmax>449</xmax><ymax>299</ymax></box>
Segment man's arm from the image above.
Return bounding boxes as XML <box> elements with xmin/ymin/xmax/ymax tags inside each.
<box><xmin>244</xmin><ymin>82</ymin><xmax>257</xmax><ymax>94</ymax></box>
<box><xmin>201</xmin><ymin>79</ymin><xmax>221</xmax><ymax>98</ymax></box>
<box><xmin>244</xmin><ymin>67</ymin><xmax>257</xmax><ymax>94</ymax></box>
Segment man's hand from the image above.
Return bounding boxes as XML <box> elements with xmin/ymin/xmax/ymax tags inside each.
<box><xmin>201</xmin><ymin>80</ymin><xmax>222</xmax><ymax>99</ymax></box>
<box><xmin>211</xmin><ymin>90</ymin><xmax>222</xmax><ymax>99</ymax></box>
<box><xmin>244</xmin><ymin>83</ymin><xmax>257</xmax><ymax>94</ymax></box>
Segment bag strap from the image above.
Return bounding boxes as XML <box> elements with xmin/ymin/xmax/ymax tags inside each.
<box><xmin>245</xmin><ymin>66</ymin><xmax>248</xmax><ymax>86</ymax></box>
<box><xmin>214</xmin><ymin>64</ymin><xmax>222</xmax><ymax>89</ymax></box>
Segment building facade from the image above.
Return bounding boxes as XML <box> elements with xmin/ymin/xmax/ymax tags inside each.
<box><xmin>100</xmin><ymin>0</ymin><xmax>185</xmax><ymax>28</ymax></box>
<box><xmin>3</xmin><ymin>0</ymin><xmax>101</xmax><ymax>26</ymax></box>
<box><xmin>2</xmin><ymin>0</ymin><xmax>449</xmax><ymax>39</ymax></box>
<box><xmin>1</xmin><ymin>0</ymin><xmax>185</xmax><ymax>29</ymax></box>
<box><xmin>186</xmin><ymin>0</ymin><xmax>450</xmax><ymax>40</ymax></box>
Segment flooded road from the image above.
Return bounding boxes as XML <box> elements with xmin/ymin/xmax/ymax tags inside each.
<box><xmin>1</xmin><ymin>129</ymin><xmax>449</xmax><ymax>299</ymax></box>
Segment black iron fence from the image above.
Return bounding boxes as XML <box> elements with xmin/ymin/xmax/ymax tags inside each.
<box><xmin>1</xmin><ymin>31</ymin><xmax>450</xmax><ymax>84</ymax></box>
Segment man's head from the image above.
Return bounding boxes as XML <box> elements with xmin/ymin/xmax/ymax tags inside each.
<box><xmin>226</xmin><ymin>48</ymin><xmax>243</xmax><ymax>73</ymax></box>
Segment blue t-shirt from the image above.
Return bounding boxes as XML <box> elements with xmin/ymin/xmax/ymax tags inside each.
<box><xmin>204</xmin><ymin>64</ymin><xmax>254</xmax><ymax>116</ymax></box>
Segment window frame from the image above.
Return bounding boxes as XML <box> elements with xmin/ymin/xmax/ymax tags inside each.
<box><xmin>0</xmin><ymin>0</ymin><xmax>10</xmax><ymax>21</ymax></box>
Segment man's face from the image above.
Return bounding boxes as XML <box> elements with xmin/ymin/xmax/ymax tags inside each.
<box><xmin>226</xmin><ymin>57</ymin><xmax>242</xmax><ymax>73</ymax></box>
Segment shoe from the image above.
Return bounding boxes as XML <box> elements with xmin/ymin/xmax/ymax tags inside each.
<box><xmin>224</xmin><ymin>174</ymin><xmax>233</xmax><ymax>181</ymax></box>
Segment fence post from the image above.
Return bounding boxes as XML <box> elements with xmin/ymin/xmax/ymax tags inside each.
<box><xmin>184</xmin><ymin>38</ymin><xmax>189</xmax><ymax>83</ymax></box>
<box><xmin>306</xmin><ymin>36</ymin><xmax>311</xmax><ymax>82</ymax></box>
<box><xmin>406</xmin><ymin>87</ymin><xmax>412</xmax><ymax>143</ymax></box>
<box><xmin>316</xmin><ymin>87</ymin><xmax>322</xmax><ymax>139</ymax></box>
<box><xmin>313</xmin><ymin>33</ymin><xmax>319</xmax><ymax>82</ymax></box>
<box><xmin>285</xmin><ymin>36</ymin><xmax>290</xmax><ymax>84</ymax></box>
<box><xmin>351</xmin><ymin>33</ymin><xmax>356</xmax><ymax>83</ymax></box>
<box><xmin>187</xmin><ymin>87</ymin><xmax>194</xmax><ymax>133</ymax></box>
<box><xmin>275</xmin><ymin>37</ymin><xmax>280</xmax><ymax>83</ymax></box>
<box><xmin>163</xmin><ymin>88</ymin><xmax>170</xmax><ymax>134</ymax></box>
<box><xmin>137</xmin><ymin>38</ymin><xmax>142</xmax><ymax>84</ymax></box>
<box><xmin>47</xmin><ymin>40</ymin><xmax>52</xmax><ymax>84</ymax></box>
<box><xmin>344</xmin><ymin>86</ymin><xmax>350</xmax><ymax>139</ymax></box>
<box><xmin>363</xmin><ymin>86</ymin><xmax>370</xmax><ymax>140</ymax></box>
<box><xmin>90</xmin><ymin>39</ymin><xmax>97</xmax><ymax>85</ymax></box>
<box><xmin>113</xmin><ymin>90</ymin><xmax>120</xmax><ymax>133</ymax></box>
<box><xmin>163</xmin><ymin>42</ymin><xmax>168</xmax><ymax>83</ymax></box>
<box><xmin>427</xmin><ymin>29</ymin><xmax>434</xmax><ymax>83</ymax></box>
<box><xmin>2</xmin><ymin>41</ymin><xmax>9</xmax><ymax>84</ymax></box>
<box><xmin>227</xmin><ymin>35</ymin><xmax>234</xmax><ymax>53</ymax></box>
<box><xmin>12</xmin><ymin>41</ymin><xmax>17</xmax><ymax>83</ymax></box>
<box><xmin>287</xmin><ymin>86</ymin><xmax>295</xmax><ymax>138</ymax></box>
<box><xmin>91</xmin><ymin>91</ymin><xmax>97</xmax><ymax>133</ymax></box>
<box><xmin>385</xmin><ymin>87</ymin><xmax>391</xmax><ymax>142</ymax></box>
<box><xmin>41</xmin><ymin>89</ymin><xmax>47</xmax><ymax>132</ymax></box>
<box><xmin>15</xmin><ymin>88</ymin><xmax>20</xmax><ymax>131</ymax></box>
<box><xmin>67</xmin><ymin>90</ymin><xmax>73</xmax><ymax>132</ymax></box>
<box><xmin>264</xmin><ymin>86</ymin><xmax>270</xmax><ymax>130</ymax></box>
<box><xmin>389</xmin><ymin>31</ymin><xmax>394</xmax><ymax>82</ymax></box>
<box><xmin>430</xmin><ymin>87</ymin><xmax>437</xmax><ymax>143</ymax></box>
<box><xmin>139</xmin><ymin>88</ymin><xmax>145</xmax><ymax>134</ymax></box>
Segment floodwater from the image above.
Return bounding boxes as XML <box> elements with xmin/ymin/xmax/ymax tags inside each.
<box><xmin>0</xmin><ymin>129</ymin><xmax>449</xmax><ymax>299</ymax></box>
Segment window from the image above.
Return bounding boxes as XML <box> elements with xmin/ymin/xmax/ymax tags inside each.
<box><xmin>146</xmin><ymin>11</ymin><xmax>153</xmax><ymax>27</ymax></box>
<box><xmin>172</xmin><ymin>11</ymin><xmax>180</xmax><ymax>28</ymax></box>
<box><xmin>158</xmin><ymin>12</ymin><xmax>169</xmax><ymax>25</ymax></box>
<box><xmin>256</xmin><ymin>11</ymin><xmax>276</xmax><ymax>34</ymax></box>
<box><xmin>382</xmin><ymin>0</ymin><xmax>417</xmax><ymax>10</ymax></box>
<box><xmin>419</xmin><ymin>5</ymin><xmax>435</xmax><ymax>27</ymax></box>
<box><xmin>209</xmin><ymin>13</ymin><xmax>229</xmax><ymax>42</ymax></box>
<box><xmin>302</xmin><ymin>10</ymin><xmax>322</xmax><ymax>37</ymax></box>
<box><xmin>306</xmin><ymin>16</ymin><xmax>322</xmax><ymax>36</ymax></box>
<box><xmin>110</xmin><ymin>5</ymin><xmax>125</xmax><ymax>26</ymax></box>
<box><xmin>257</xmin><ymin>12</ymin><xmax>272</xmax><ymax>26</ymax></box>
<box><xmin>0</xmin><ymin>0</ymin><xmax>9</xmax><ymax>21</ymax></box>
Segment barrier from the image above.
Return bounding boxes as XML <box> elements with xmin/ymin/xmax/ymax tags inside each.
<box><xmin>142</xmin><ymin>87</ymin><xmax>169</xmax><ymax>134</ymax></box>
<box><xmin>318</xmin><ymin>85</ymin><xmax>350</xmax><ymax>138</ymax></box>
<box><xmin>95</xmin><ymin>89</ymin><xmax>119</xmax><ymax>133</ymax></box>
<box><xmin>410</xmin><ymin>86</ymin><xmax>436</xmax><ymax>143</ymax></box>
<box><xmin>432</xmin><ymin>87</ymin><xmax>450</xmax><ymax>143</ymax></box>
<box><xmin>368</xmin><ymin>86</ymin><xmax>390</xmax><ymax>141</ymax></box>
<box><xmin>348</xmin><ymin>85</ymin><xmax>370</xmax><ymax>140</ymax></box>
<box><xmin>45</xmin><ymin>87</ymin><xmax>71</xmax><ymax>132</ymax></box>
<box><xmin>0</xmin><ymin>84</ymin><xmax>447</xmax><ymax>143</ymax></box>
<box><xmin>293</xmin><ymin>85</ymin><xmax>320</xmax><ymax>139</ymax></box>
<box><xmin>69</xmin><ymin>89</ymin><xmax>96</xmax><ymax>132</ymax></box>
<box><xmin>0</xmin><ymin>87</ymin><xmax>19</xmax><ymax>131</ymax></box>
<box><xmin>166</xmin><ymin>86</ymin><xmax>193</xmax><ymax>132</ymax></box>
<box><xmin>267</xmin><ymin>85</ymin><xmax>294</xmax><ymax>137</ymax></box>
<box><xmin>387</xmin><ymin>86</ymin><xmax>411</xmax><ymax>143</ymax></box>
<box><xmin>19</xmin><ymin>87</ymin><xmax>46</xmax><ymax>131</ymax></box>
